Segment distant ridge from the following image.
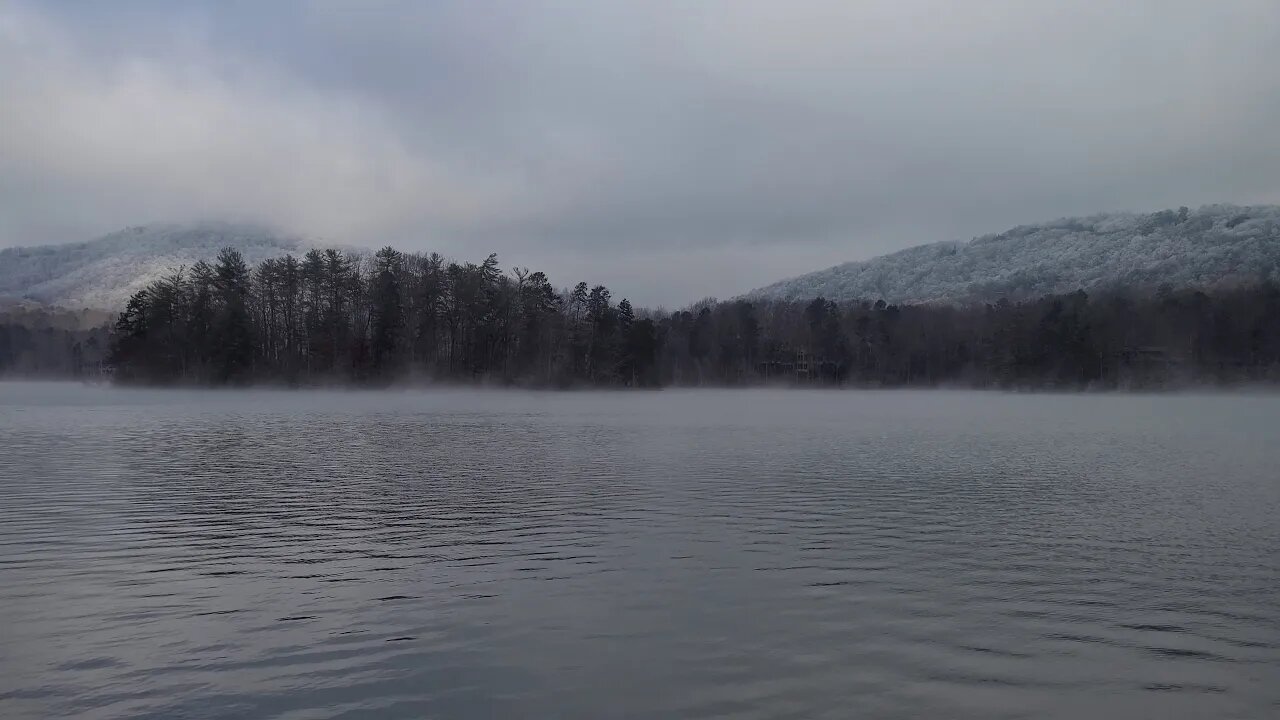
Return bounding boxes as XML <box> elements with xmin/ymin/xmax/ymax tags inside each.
<box><xmin>0</xmin><ymin>223</ymin><xmax>326</xmax><ymax>310</ymax></box>
<box><xmin>5</xmin><ymin>205</ymin><xmax>1279</xmax><ymax>312</ymax></box>
<box><xmin>748</xmin><ymin>204</ymin><xmax>1280</xmax><ymax>304</ymax></box>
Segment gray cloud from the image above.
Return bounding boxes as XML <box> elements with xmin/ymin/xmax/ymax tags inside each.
<box><xmin>2</xmin><ymin>0</ymin><xmax>1279</xmax><ymax>305</ymax></box>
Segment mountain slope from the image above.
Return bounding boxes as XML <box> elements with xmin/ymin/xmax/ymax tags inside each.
<box><xmin>0</xmin><ymin>223</ymin><xmax>320</xmax><ymax>310</ymax></box>
<box><xmin>750</xmin><ymin>204</ymin><xmax>1280</xmax><ymax>304</ymax></box>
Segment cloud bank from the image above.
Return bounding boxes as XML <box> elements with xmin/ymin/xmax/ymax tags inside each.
<box><xmin>2</xmin><ymin>1</ymin><xmax>1278</xmax><ymax>304</ymax></box>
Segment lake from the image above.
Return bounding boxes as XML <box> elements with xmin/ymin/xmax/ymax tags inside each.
<box><xmin>1</xmin><ymin>383</ymin><xmax>1277</xmax><ymax>719</ymax></box>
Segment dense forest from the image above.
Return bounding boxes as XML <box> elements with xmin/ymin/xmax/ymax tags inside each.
<box><xmin>98</xmin><ymin>246</ymin><xmax>1280</xmax><ymax>389</ymax></box>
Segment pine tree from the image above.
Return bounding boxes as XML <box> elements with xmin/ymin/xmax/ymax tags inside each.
<box><xmin>212</xmin><ymin>247</ymin><xmax>254</xmax><ymax>383</ymax></box>
<box><xmin>369</xmin><ymin>246</ymin><xmax>406</xmax><ymax>378</ymax></box>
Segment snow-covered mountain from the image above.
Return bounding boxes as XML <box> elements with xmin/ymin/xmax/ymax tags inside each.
<box><xmin>6</xmin><ymin>205</ymin><xmax>1279</xmax><ymax>312</ymax></box>
<box><xmin>0</xmin><ymin>223</ymin><xmax>323</xmax><ymax>310</ymax></box>
<box><xmin>750</xmin><ymin>204</ymin><xmax>1280</xmax><ymax>305</ymax></box>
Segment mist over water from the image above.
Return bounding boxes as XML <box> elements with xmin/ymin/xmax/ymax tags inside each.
<box><xmin>1</xmin><ymin>384</ymin><xmax>1278</xmax><ymax>719</ymax></box>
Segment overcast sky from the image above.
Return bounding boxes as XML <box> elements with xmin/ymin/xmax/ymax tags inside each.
<box><xmin>2</xmin><ymin>1</ymin><xmax>1279</xmax><ymax>305</ymax></box>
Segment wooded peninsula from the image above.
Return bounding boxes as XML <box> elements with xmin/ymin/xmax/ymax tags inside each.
<box><xmin>4</xmin><ymin>246</ymin><xmax>1279</xmax><ymax>388</ymax></box>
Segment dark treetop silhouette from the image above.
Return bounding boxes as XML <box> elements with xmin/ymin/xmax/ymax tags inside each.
<box><xmin>95</xmin><ymin>246</ymin><xmax>1280</xmax><ymax>389</ymax></box>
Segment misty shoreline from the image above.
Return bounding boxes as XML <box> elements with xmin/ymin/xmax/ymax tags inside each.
<box><xmin>7</xmin><ymin>378</ymin><xmax>1279</xmax><ymax>397</ymax></box>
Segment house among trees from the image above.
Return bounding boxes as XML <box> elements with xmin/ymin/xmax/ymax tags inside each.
<box><xmin>756</xmin><ymin>345</ymin><xmax>843</xmax><ymax>384</ymax></box>
<box><xmin>1110</xmin><ymin>346</ymin><xmax>1179</xmax><ymax>388</ymax></box>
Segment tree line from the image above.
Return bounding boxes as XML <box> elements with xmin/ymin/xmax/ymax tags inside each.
<box><xmin>105</xmin><ymin>246</ymin><xmax>1280</xmax><ymax>388</ymax></box>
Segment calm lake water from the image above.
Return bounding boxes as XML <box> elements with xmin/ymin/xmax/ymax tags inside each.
<box><xmin>1</xmin><ymin>383</ymin><xmax>1277</xmax><ymax>719</ymax></box>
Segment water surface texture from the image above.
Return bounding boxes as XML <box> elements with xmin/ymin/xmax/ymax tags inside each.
<box><xmin>1</xmin><ymin>384</ymin><xmax>1278</xmax><ymax>719</ymax></box>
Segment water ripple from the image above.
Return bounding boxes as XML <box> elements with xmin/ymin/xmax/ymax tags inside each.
<box><xmin>1</xmin><ymin>384</ymin><xmax>1278</xmax><ymax>719</ymax></box>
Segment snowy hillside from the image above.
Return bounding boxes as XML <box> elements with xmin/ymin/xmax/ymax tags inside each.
<box><xmin>0</xmin><ymin>223</ymin><xmax>322</xmax><ymax>310</ymax></box>
<box><xmin>750</xmin><ymin>205</ymin><xmax>1280</xmax><ymax>304</ymax></box>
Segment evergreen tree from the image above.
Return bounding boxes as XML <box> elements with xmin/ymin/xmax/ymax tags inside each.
<box><xmin>369</xmin><ymin>246</ymin><xmax>406</xmax><ymax>378</ymax></box>
<box><xmin>210</xmin><ymin>247</ymin><xmax>254</xmax><ymax>382</ymax></box>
